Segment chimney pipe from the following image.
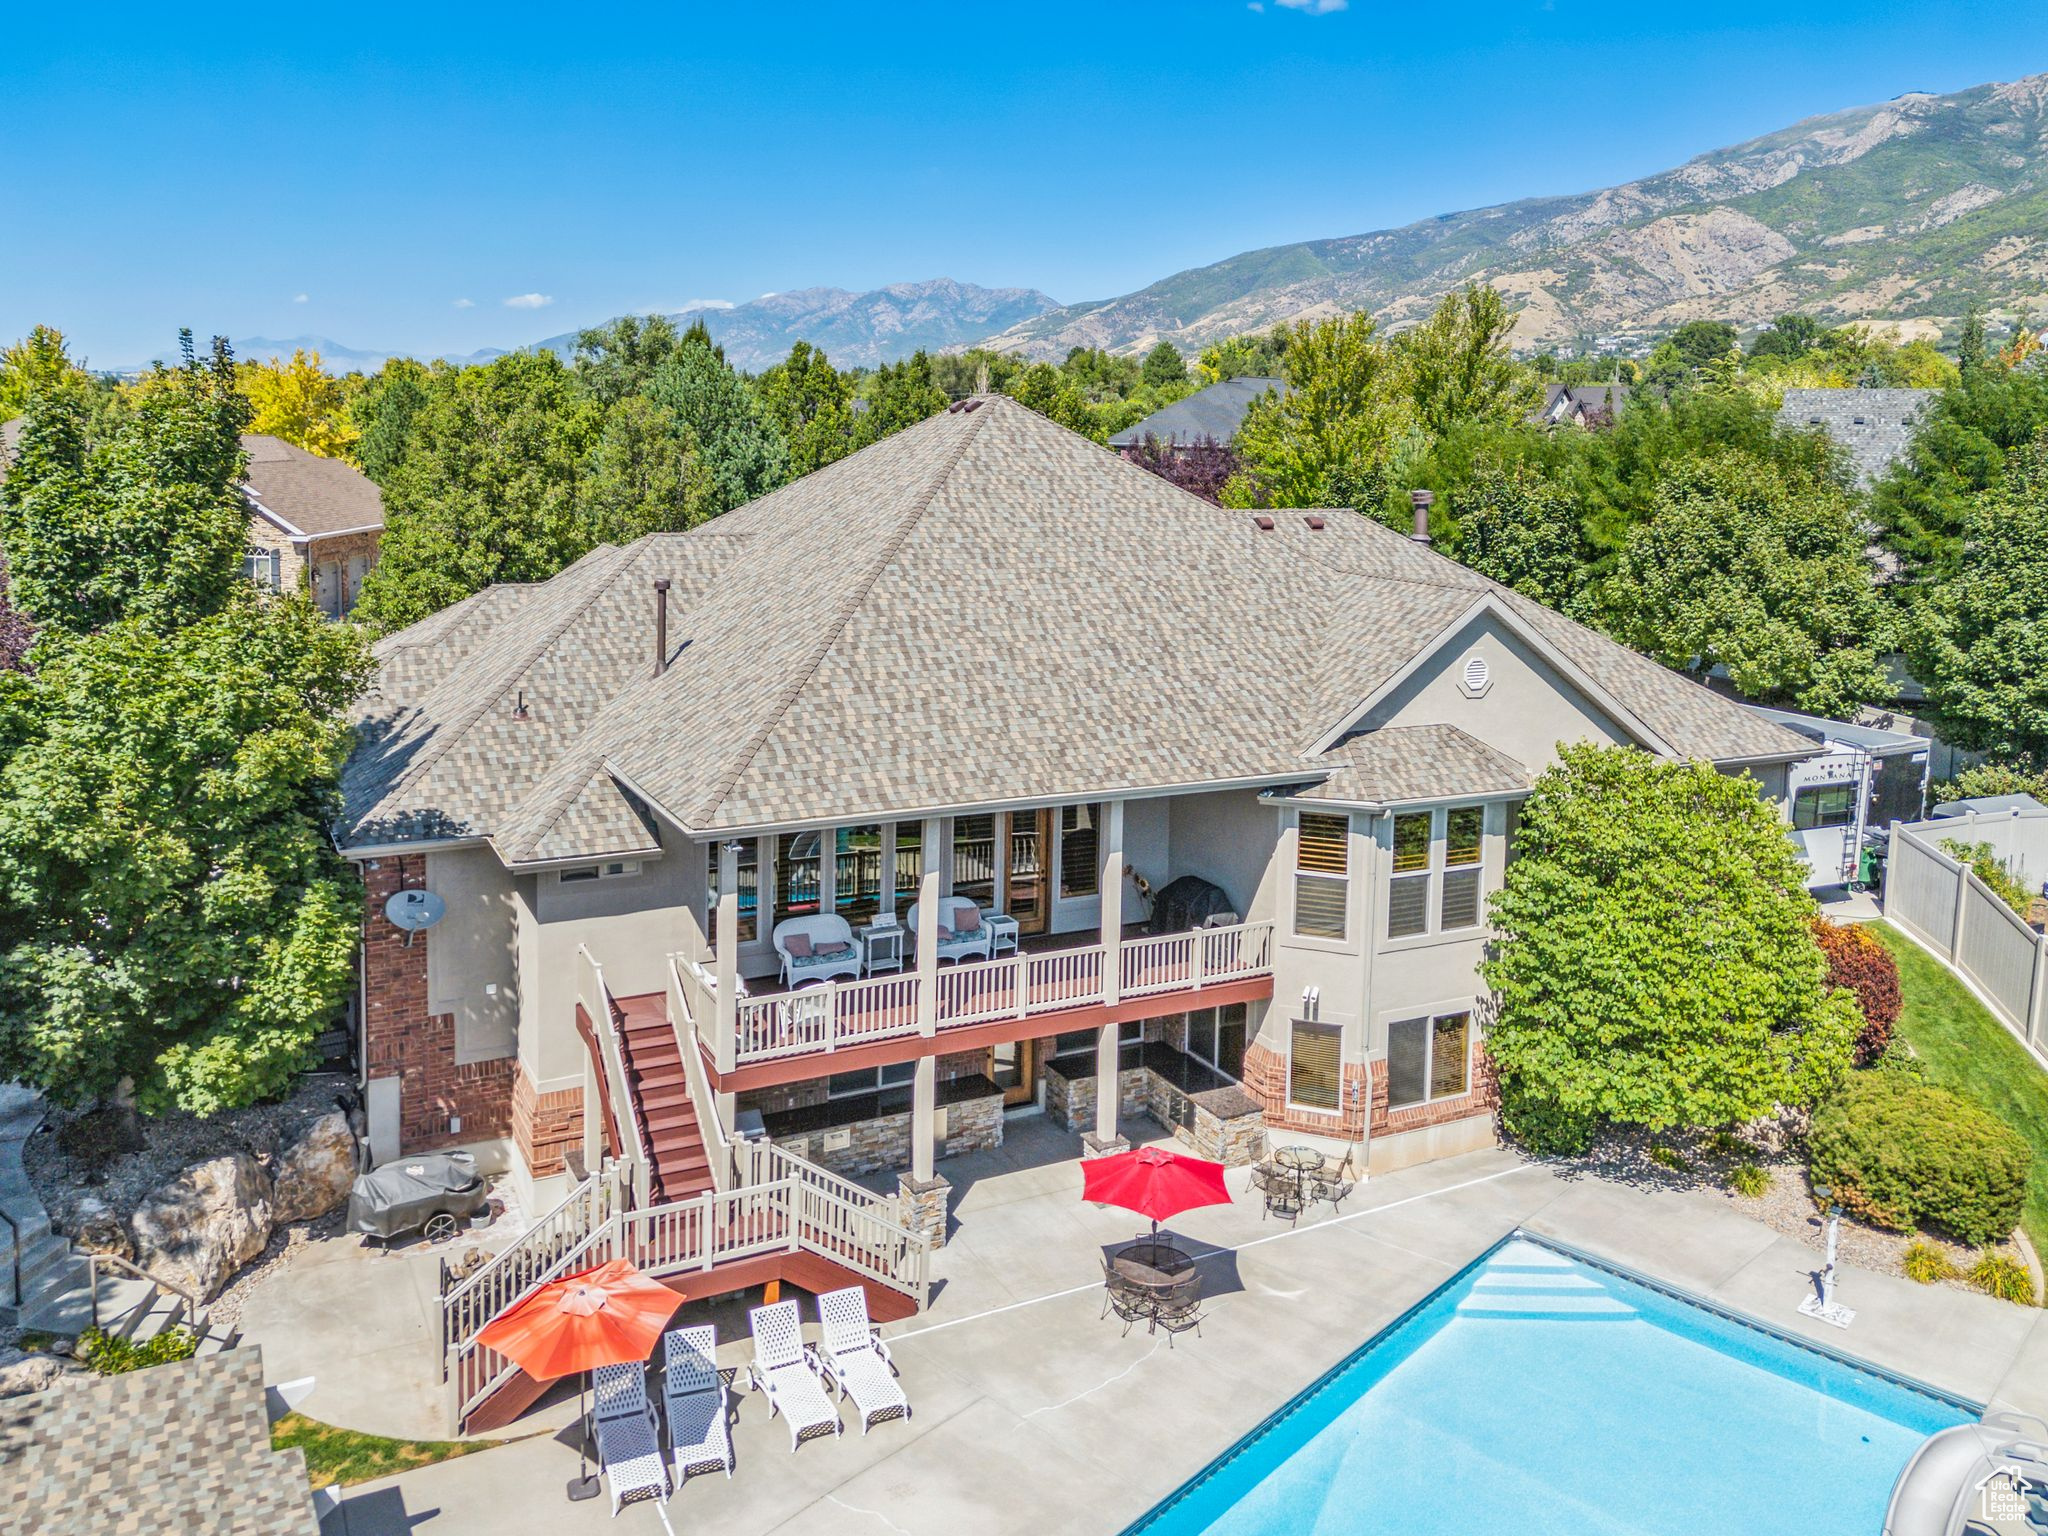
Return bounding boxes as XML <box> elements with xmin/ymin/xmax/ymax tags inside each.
<box><xmin>1409</xmin><ymin>489</ymin><xmax>1435</xmax><ymax>545</ymax></box>
<box><xmin>653</xmin><ymin>578</ymin><xmax>672</xmax><ymax>678</ymax></box>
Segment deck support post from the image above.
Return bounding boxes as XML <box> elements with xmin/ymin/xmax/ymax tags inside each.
<box><xmin>911</xmin><ymin>1055</ymin><xmax>938</xmax><ymax>1184</ymax></box>
<box><xmin>714</xmin><ymin>843</ymin><xmax>740</xmax><ymax>1076</ymax></box>
<box><xmin>1100</xmin><ymin>799</ymin><xmax>1125</xmax><ymax>1008</ymax></box>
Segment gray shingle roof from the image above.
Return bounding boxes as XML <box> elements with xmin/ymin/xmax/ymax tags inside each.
<box><xmin>1282</xmin><ymin>725</ymin><xmax>1531</xmax><ymax>807</ymax></box>
<box><xmin>0</xmin><ymin>1348</ymin><xmax>320</xmax><ymax>1536</ymax></box>
<box><xmin>1775</xmin><ymin>388</ymin><xmax>1937</xmax><ymax>487</ymax></box>
<box><xmin>240</xmin><ymin>434</ymin><xmax>385</xmax><ymax>537</ymax></box>
<box><xmin>1107</xmin><ymin>377</ymin><xmax>1283</xmax><ymax>448</ymax></box>
<box><xmin>341</xmin><ymin>396</ymin><xmax>1810</xmax><ymax>861</ymax></box>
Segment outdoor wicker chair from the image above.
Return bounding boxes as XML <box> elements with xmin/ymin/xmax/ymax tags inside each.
<box><xmin>661</xmin><ymin>1325</ymin><xmax>734</xmax><ymax>1483</ymax></box>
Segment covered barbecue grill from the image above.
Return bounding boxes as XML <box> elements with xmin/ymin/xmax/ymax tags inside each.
<box><xmin>347</xmin><ymin>1151</ymin><xmax>488</xmax><ymax>1242</ymax></box>
<box><xmin>1147</xmin><ymin>875</ymin><xmax>1238</xmax><ymax>935</ymax></box>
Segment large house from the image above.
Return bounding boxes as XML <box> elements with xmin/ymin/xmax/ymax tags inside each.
<box><xmin>339</xmin><ymin>396</ymin><xmax>1813</xmax><ymax>1241</ymax></box>
<box><xmin>1776</xmin><ymin>387</ymin><xmax>1937</xmax><ymax>486</ymax></box>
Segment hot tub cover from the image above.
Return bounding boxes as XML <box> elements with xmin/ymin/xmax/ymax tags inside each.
<box><xmin>347</xmin><ymin>1151</ymin><xmax>487</xmax><ymax>1239</ymax></box>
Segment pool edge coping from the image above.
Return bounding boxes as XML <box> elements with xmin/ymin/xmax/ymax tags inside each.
<box><xmin>1117</xmin><ymin>1225</ymin><xmax>1984</xmax><ymax>1535</ymax></box>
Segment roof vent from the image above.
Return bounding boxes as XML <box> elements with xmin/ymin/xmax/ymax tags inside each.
<box><xmin>1252</xmin><ymin>514</ymin><xmax>1275</xmax><ymax>532</ymax></box>
<box><xmin>1409</xmin><ymin>489</ymin><xmax>1435</xmax><ymax>545</ymax></box>
<box><xmin>1303</xmin><ymin>514</ymin><xmax>1326</xmax><ymax>531</ymax></box>
<box><xmin>962</xmin><ymin>397</ymin><xmax>984</xmax><ymax>413</ymax></box>
<box><xmin>511</xmin><ymin>688</ymin><xmax>530</xmax><ymax>721</ymax></box>
<box><xmin>1461</xmin><ymin>655</ymin><xmax>1492</xmax><ymax>697</ymax></box>
<box><xmin>653</xmin><ymin>578</ymin><xmax>672</xmax><ymax>679</ymax></box>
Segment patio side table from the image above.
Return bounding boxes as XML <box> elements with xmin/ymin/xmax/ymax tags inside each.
<box><xmin>854</xmin><ymin>921</ymin><xmax>905</xmax><ymax>976</ymax></box>
<box><xmin>984</xmin><ymin>912</ymin><xmax>1021</xmax><ymax>959</ymax></box>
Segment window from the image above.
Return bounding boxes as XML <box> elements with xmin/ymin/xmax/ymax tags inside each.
<box><xmin>1294</xmin><ymin>812</ymin><xmax>1350</xmax><ymax>940</ymax></box>
<box><xmin>775</xmin><ymin>832</ymin><xmax>821</xmax><ymax>922</ymax></box>
<box><xmin>893</xmin><ymin>822</ymin><xmax>923</xmax><ymax>906</ymax></box>
<box><xmin>244</xmin><ymin>548</ymin><xmax>281</xmax><ymax>590</ymax></box>
<box><xmin>707</xmin><ymin>840</ymin><xmax>759</xmax><ymax>944</ymax></box>
<box><xmin>1189</xmin><ymin>1003</ymin><xmax>1247</xmax><ymax>1081</ymax></box>
<box><xmin>834</xmin><ymin>824</ymin><xmax>886</xmax><ymax>925</ymax></box>
<box><xmin>1387</xmin><ymin>812</ymin><xmax>1431</xmax><ymax>938</ymax></box>
<box><xmin>1386</xmin><ymin>1012</ymin><xmax>1471</xmax><ymax>1110</ymax></box>
<box><xmin>1288</xmin><ymin>1020</ymin><xmax>1342</xmax><ymax>1111</ymax></box>
<box><xmin>827</xmin><ymin>1061</ymin><xmax>917</xmax><ymax>1098</ymax></box>
<box><xmin>1058</xmin><ymin>805</ymin><xmax>1100</xmax><ymax>898</ymax></box>
<box><xmin>1053</xmin><ymin>1021</ymin><xmax>1140</xmax><ymax>1056</ymax></box>
<box><xmin>952</xmin><ymin>815</ymin><xmax>997</xmax><ymax>909</ymax></box>
<box><xmin>1440</xmin><ymin>806</ymin><xmax>1484</xmax><ymax>930</ymax></box>
<box><xmin>560</xmin><ymin>859</ymin><xmax>640</xmax><ymax>884</ymax></box>
<box><xmin>1792</xmin><ymin>783</ymin><xmax>1857</xmax><ymax>830</ymax></box>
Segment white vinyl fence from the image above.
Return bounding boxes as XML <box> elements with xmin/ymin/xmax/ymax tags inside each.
<box><xmin>1885</xmin><ymin>824</ymin><xmax>2048</xmax><ymax>1055</ymax></box>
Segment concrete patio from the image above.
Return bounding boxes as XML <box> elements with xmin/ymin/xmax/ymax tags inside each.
<box><xmin>300</xmin><ymin>1115</ymin><xmax>2048</xmax><ymax>1536</ymax></box>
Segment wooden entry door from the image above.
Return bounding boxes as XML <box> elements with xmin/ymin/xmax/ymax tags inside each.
<box><xmin>1006</xmin><ymin>809</ymin><xmax>1051</xmax><ymax>935</ymax></box>
<box><xmin>989</xmin><ymin>1037</ymin><xmax>1039</xmax><ymax>1108</ymax></box>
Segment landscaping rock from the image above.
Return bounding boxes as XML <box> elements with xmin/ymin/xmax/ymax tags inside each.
<box><xmin>271</xmin><ymin>1111</ymin><xmax>358</xmax><ymax>1223</ymax></box>
<box><xmin>66</xmin><ymin>1194</ymin><xmax>135</xmax><ymax>1262</ymax></box>
<box><xmin>129</xmin><ymin>1153</ymin><xmax>275</xmax><ymax>1302</ymax></box>
<box><xmin>0</xmin><ymin>1346</ymin><xmax>84</xmax><ymax>1398</ymax></box>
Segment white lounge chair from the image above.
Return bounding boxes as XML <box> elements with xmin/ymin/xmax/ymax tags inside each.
<box><xmin>907</xmin><ymin>896</ymin><xmax>994</xmax><ymax>964</ymax></box>
<box><xmin>772</xmin><ymin>914</ymin><xmax>863</xmax><ymax>987</ymax></box>
<box><xmin>747</xmin><ymin>1301</ymin><xmax>842</xmax><ymax>1451</ymax></box>
<box><xmin>661</xmin><ymin>1326</ymin><xmax>734</xmax><ymax>1483</ymax></box>
<box><xmin>590</xmin><ymin>1362</ymin><xmax>668</xmax><ymax>1517</ymax></box>
<box><xmin>817</xmin><ymin>1286</ymin><xmax>910</xmax><ymax>1435</ymax></box>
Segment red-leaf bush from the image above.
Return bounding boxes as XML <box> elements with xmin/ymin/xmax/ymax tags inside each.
<box><xmin>1812</xmin><ymin>918</ymin><xmax>1902</xmax><ymax>1066</ymax></box>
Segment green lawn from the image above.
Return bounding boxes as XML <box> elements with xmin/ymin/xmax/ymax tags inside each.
<box><xmin>1870</xmin><ymin>921</ymin><xmax>2048</xmax><ymax>1258</ymax></box>
<box><xmin>270</xmin><ymin>1413</ymin><xmax>500</xmax><ymax>1490</ymax></box>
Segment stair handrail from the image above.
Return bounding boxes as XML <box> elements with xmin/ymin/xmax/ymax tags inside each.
<box><xmin>87</xmin><ymin>1251</ymin><xmax>201</xmax><ymax>1333</ymax></box>
<box><xmin>0</xmin><ymin>1205</ymin><xmax>16</xmax><ymax>1309</ymax></box>
<box><xmin>668</xmin><ymin>953</ymin><xmax>735</xmax><ymax>1193</ymax></box>
<box><xmin>733</xmin><ymin>1138</ymin><xmax>930</xmax><ymax>1307</ymax></box>
<box><xmin>578</xmin><ymin>945</ymin><xmax>648</xmax><ymax>1209</ymax></box>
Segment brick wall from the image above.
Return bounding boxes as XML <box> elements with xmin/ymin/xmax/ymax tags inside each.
<box><xmin>244</xmin><ymin>518</ymin><xmax>306</xmax><ymax>596</ymax></box>
<box><xmin>512</xmin><ymin>1063</ymin><xmax>584</xmax><ymax>1179</ymax></box>
<box><xmin>362</xmin><ymin>857</ymin><xmax>516</xmax><ymax>1156</ymax></box>
<box><xmin>1239</xmin><ymin>1040</ymin><xmax>1369</xmax><ymax>1140</ymax></box>
<box><xmin>1369</xmin><ymin>1046</ymin><xmax>1498</xmax><ymax>1138</ymax></box>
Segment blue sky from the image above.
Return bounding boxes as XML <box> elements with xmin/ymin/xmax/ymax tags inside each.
<box><xmin>4</xmin><ymin>1</ymin><xmax>2043</xmax><ymax>367</ymax></box>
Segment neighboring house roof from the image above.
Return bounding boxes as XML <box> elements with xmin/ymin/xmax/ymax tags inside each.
<box><xmin>1776</xmin><ymin>388</ymin><xmax>1938</xmax><ymax>486</ymax></box>
<box><xmin>1528</xmin><ymin>383</ymin><xmax>1629</xmax><ymax>426</ymax></box>
<box><xmin>0</xmin><ymin>1348</ymin><xmax>320</xmax><ymax>1536</ymax></box>
<box><xmin>339</xmin><ymin>396</ymin><xmax>1810</xmax><ymax>862</ymax></box>
<box><xmin>240</xmin><ymin>434</ymin><xmax>385</xmax><ymax>538</ymax></box>
<box><xmin>1106</xmin><ymin>377</ymin><xmax>1282</xmax><ymax>448</ymax></box>
<box><xmin>1931</xmin><ymin>794</ymin><xmax>2048</xmax><ymax>820</ymax></box>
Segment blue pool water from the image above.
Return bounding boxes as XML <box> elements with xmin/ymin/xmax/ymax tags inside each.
<box><xmin>1129</xmin><ymin>1236</ymin><xmax>1973</xmax><ymax>1536</ymax></box>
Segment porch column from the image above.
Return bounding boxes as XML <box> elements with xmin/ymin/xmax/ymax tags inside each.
<box><xmin>916</xmin><ymin>817</ymin><xmax>942</xmax><ymax>1038</ymax></box>
<box><xmin>1088</xmin><ymin>1023</ymin><xmax>1126</xmax><ymax>1154</ymax></box>
<box><xmin>1099</xmin><ymin>799</ymin><xmax>1125</xmax><ymax>1006</ymax></box>
<box><xmin>714</xmin><ymin>842</ymin><xmax>739</xmax><ymax>1076</ymax></box>
<box><xmin>900</xmin><ymin>1033</ymin><xmax>950</xmax><ymax>1247</ymax></box>
<box><xmin>991</xmin><ymin>812</ymin><xmax>1009</xmax><ymax>916</ymax></box>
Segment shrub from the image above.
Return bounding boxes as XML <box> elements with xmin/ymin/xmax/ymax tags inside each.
<box><xmin>1729</xmin><ymin>1163</ymin><xmax>1771</xmax><ymax>1198</ymax></box>
<box><xmin>76</xmin><ymin>1324</ymin><xmax>199</xmax><ymax>1376</ymax></box>
<box><xmin>1649</xmin><ymin>1144</ymin><xmax>1691</xmax><ymax>1173</ymax></box>
<box><xmin>1902</xmin><ymin>1240</ymin><xmax>1960</xmax><ymax>1284</ymax></box>
<box><xmin>1969</xmin><ymin>1252</ymin><xmax>2036</xmax><ymax>1305</ymax></box>
<box><xmin>1811</xmin><ymin>918</ymin><xmax>1902</xmax><ymax>1065</ymax></box>
<box><xmin>1938</xmin><ymin>839</ymin><xmax>2035</xmax><ymax>919</ymax></box>
<box><xmin>1870</xmin><ymin>1042</ymin><xmax>1927</xmax><ymax>1080</ymax></box>
<box><xmin>1809</xmin><ymin>1073</ymin><xmax>2032</xmax><ymax>1247</ymax></box>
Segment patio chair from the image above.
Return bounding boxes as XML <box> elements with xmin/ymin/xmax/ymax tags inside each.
<box><xmin>773</xmin><ymin>914</ymin><xmax>863</xmax><ymax>987</ymax></box>
<box><xmin>1100</xmin><ymin>1259</ymin><xmax>1154</xmax><ymax>1337</ymax></box>
<box><xmin>816</xmin><ymin>1287</ymin><xmax>909</xmax><ymax>1434</ymax></box>
<box><xmin>590</xmin><ymin>1362</ymin><xmax>668</xmax><ymax>1517</ymax></box>
<box><xmin>1309</xmin><ymin>1146</ymin><xmax>1359</xmax><ymax>1210</ymax></box>
<box><xmin>593</xmin><ymin>1360</ymin><xmax>655</xmax><ymax>1426</ymax></box>
<box><xmin>747</xmin><ymin>1301</ymin><xmax>842</xmax><ymax>1451</ymax></box>
<box><xmin>1252</xmin><ymin>1162</ymin><xmax>1300</xmax><ymax>1224</ymax></box>
<box><xmin>661</xmin><ymin>1325</ymin><xmax>734</xmax><ymax>1483</ymax></box>
<box><xmin>1153</xmin><ymin>1274</ymin><xmax>1205</xmax><ymax>1348</ymax></box>
<box><xmin>908</xmin><ymin>896</ymin><xmax>995</xmax><ymax>964</ymax></box>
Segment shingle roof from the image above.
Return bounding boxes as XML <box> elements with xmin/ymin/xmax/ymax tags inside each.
<box><xmin>1107</xmin><ymin>377</ymin><xmax>1283</xmax><ymax>448</ymax></box>
<box><xmin>1776</xmin><ymin>388</ymin><xmax>1937</xmax><ymax>487</ymax></box>
<box><xmin>1280</xmin><ymin>725</ymin><xmax>1531</xmax><ymax>807</ymax></box>
<box><xmin>0</xmin><ymin>1348</ymin><xmax>320</xmax><ymax>1536</ymax></box>
<box><xmin>240</xmin><ymin>434</ymin><xmax>385</xmax><ymax>537</ymax></box>
<box><xmin>340</xmin><ymin>396</ymin><xmax>1811</xmax><ymax>861</ymax></box>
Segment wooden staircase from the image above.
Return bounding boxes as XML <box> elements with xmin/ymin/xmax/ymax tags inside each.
<box><xmin>612</xmin><ymin>993</ymin><xmax>714</xmax><ymax>1204</ymax></box>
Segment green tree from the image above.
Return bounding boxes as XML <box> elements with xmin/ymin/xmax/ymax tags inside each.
<box><xmin>573</xmin><ymin>314</ymin><xmax>685</xmax><ymax>408</ymax></box>
<box><xmin>1194</xmin><ymin>328</ymin><xmax>1289</xmax><ymax>384</ymax></box>
<box><xmin>754</xmin><ymin>341</ymin><xmax>854</xmax><ymax>478</ymax></box>
<box><xmin>347</xmin><ymin>358</ymin><xmax>431</xmax><ymax>483</ymax></box>
<box><xmin>1455</xmin><ymin>460</ymin><xmax>1591</xmax><ymax>608</ymax></box>
<box><xmin>1905</xmin><ymin>445</ymin><xmax>2048</xmax><ymax>762</ymax></box>
<box><xmin>353</xmin><ymin>351</ymin><xmax>600</xmax><ymax>631</ymax></box>
<box><xmin>1483</xmin><ymin>745</ymin><xmax>1860</xmax><ymax>1154</ymax></box>
<box><xmin>0</xmin><ymin>332</ymin><xmax>250</xmax><ymax>639</ymax></box>
<box><xmin>1595</xmin><ymin>453</ymin><xmax>1886</xmax><ymax>715</ymax></box>
<box><xmin>850</xmin><ymin>351</ymin><xmax>950</xmax><ymax>448</ymax></box>
<box><xmin>0</xmin><ymin>596</ymin><xmax>368</xmax><ymax>1114</ymax></box>
<box><xmin>1643</xmin><ymin>320</ymin><xmax>1739</xmax><ymax>392</ymax></box>
<box><xmin>1226</xmin><ymin>313</ymin><xmax>1405</xmax><ymax>507</ymax></box>
<box><xmin>1003</xmin><ymin>362</ymin><xmax>1100</xmax><ymax>439</ymax></box>
<box><xmin>1396</xmin><ymin>284</ymin><xmax>1539</xmax><ymax>437</ymax></box>
<box><xmin>582</xmin><ymin>395</ymin><xmax>708</xmax><ymax>543</ymax></box>
<box><xmin>0</xmin><ymin>325</ymin><xmax>94</xmax><ymax>420</ymax></box>
<box><xmin>237</xmin><ymin>349</ymin><xmax>358</xmax><ymax>459</ymax></box>
<box><xmin>645</xmin><ymin>322</ymin><xmax>787</xmax><ymax>515</ymax></box>
<box><xmin>1871</xmin><ymin>365</ymin><xmax>2048</xmax><ymax>582</ymax></box>
<box><xmin>1957</xmin><ymin>305</ymin><xmax>1989</xmax><ymax>374</ymax></box>
<box><xmin>1748</xmin><ymin>313</ymin><xmax>1828</xmax><ymax>362</ymax></box>
<box><xmin>1140</xmin><ymin>341</ymin><xmax>1186</xmax><ymax>389</ymax></box>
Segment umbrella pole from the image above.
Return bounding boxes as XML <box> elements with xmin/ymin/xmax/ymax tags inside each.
<box><xmin>566</xmin><ymin>1373</ymin><xmax>600</xmax><ymax>1501</ymax></box>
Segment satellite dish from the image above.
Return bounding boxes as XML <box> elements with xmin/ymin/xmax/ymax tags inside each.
<box><xmin>385</xmin><ymin>889</ymin><xmax>446</xmax><ymax>936</ymax></box>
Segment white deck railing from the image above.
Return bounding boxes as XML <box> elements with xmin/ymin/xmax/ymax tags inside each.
<box><xmin>578</xmin><ymin>945</ymin><xmax>648</xmax><ymax>1209</ymax></box>
<box><xmin>728</xmin><ymin>919</ymin><xmax>1274</xmax><ymax>1064</ymax></box>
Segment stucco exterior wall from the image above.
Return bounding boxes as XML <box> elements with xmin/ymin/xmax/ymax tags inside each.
<box><xmin>426</xmin><ymin>845</ymin><xmax>519</xmax><ymax>1065</ymax></box>
<box><xmin>1167</xmin><ymin>788</ymin><xmax>1279</xmax><ymax>922</ymax></box>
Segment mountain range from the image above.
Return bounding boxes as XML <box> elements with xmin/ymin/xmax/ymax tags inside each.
<box><xmin>983</xmin><ymin>71</ymin><xmax>2048</xmax><ymax>358</ymax></box>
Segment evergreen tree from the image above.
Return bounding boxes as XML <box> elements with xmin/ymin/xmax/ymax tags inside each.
<box><xmin>1140</xmin><ymin>341</ymin><xmax>1186</xmax><ymax>388</ymax></box>
<box><xmin>645</xmin><ymin>322</ymin><xmax>787</xmax><ymax>515</ymax></box>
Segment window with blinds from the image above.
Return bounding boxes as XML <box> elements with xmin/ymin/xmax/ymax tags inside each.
<box><xmin>1294</xmin><ymin>812</ymin><xmax>1349</xmax><ymax>940</ymax></box>
<box><xmin>1440</xmin><ymin>805</ymin><xmax>1484</xmax><ymax>930</ymax></box>
<box><xmin>1388</xmin><ymin>811</ymin><xmax>1431</xmax><ymax>938</ymax></box>
<box><xmin>1387</xmin><ymin>1011</ymin><xmax>1471</xmax><ymax>1109</ymax></box>
<box><xmin>1059</xmin><ymin>805</ymin><xmax>1100</xmax><ymax>898</ymax></box>
<box><xmin>1288</xmin><ymin>1020</ymin><xmax>1342</xmax><ymax>1110</ymax></box>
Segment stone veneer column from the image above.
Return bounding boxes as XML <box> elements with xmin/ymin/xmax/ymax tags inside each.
<box><xmin>898</xmin><ymin>1170</ymin><xmax>951</xmax><ymax>1249</ymax></box>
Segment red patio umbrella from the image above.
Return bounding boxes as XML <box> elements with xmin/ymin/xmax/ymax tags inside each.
<box><xmin>478</xmin><ymin>1258</ymin><xmax>685</xmax><ymax>1500</ymax></box>
<box><xmin>1081</xmin><ymin>1145</ymin><xmax>1232</xmax><ymax>1237</ymax></box>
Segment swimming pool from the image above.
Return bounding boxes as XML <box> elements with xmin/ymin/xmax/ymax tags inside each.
<box><xmin>1127</xmin><ymin>1234</ymin><xmax>1975</xmax><ymax>1536</ymax></box>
